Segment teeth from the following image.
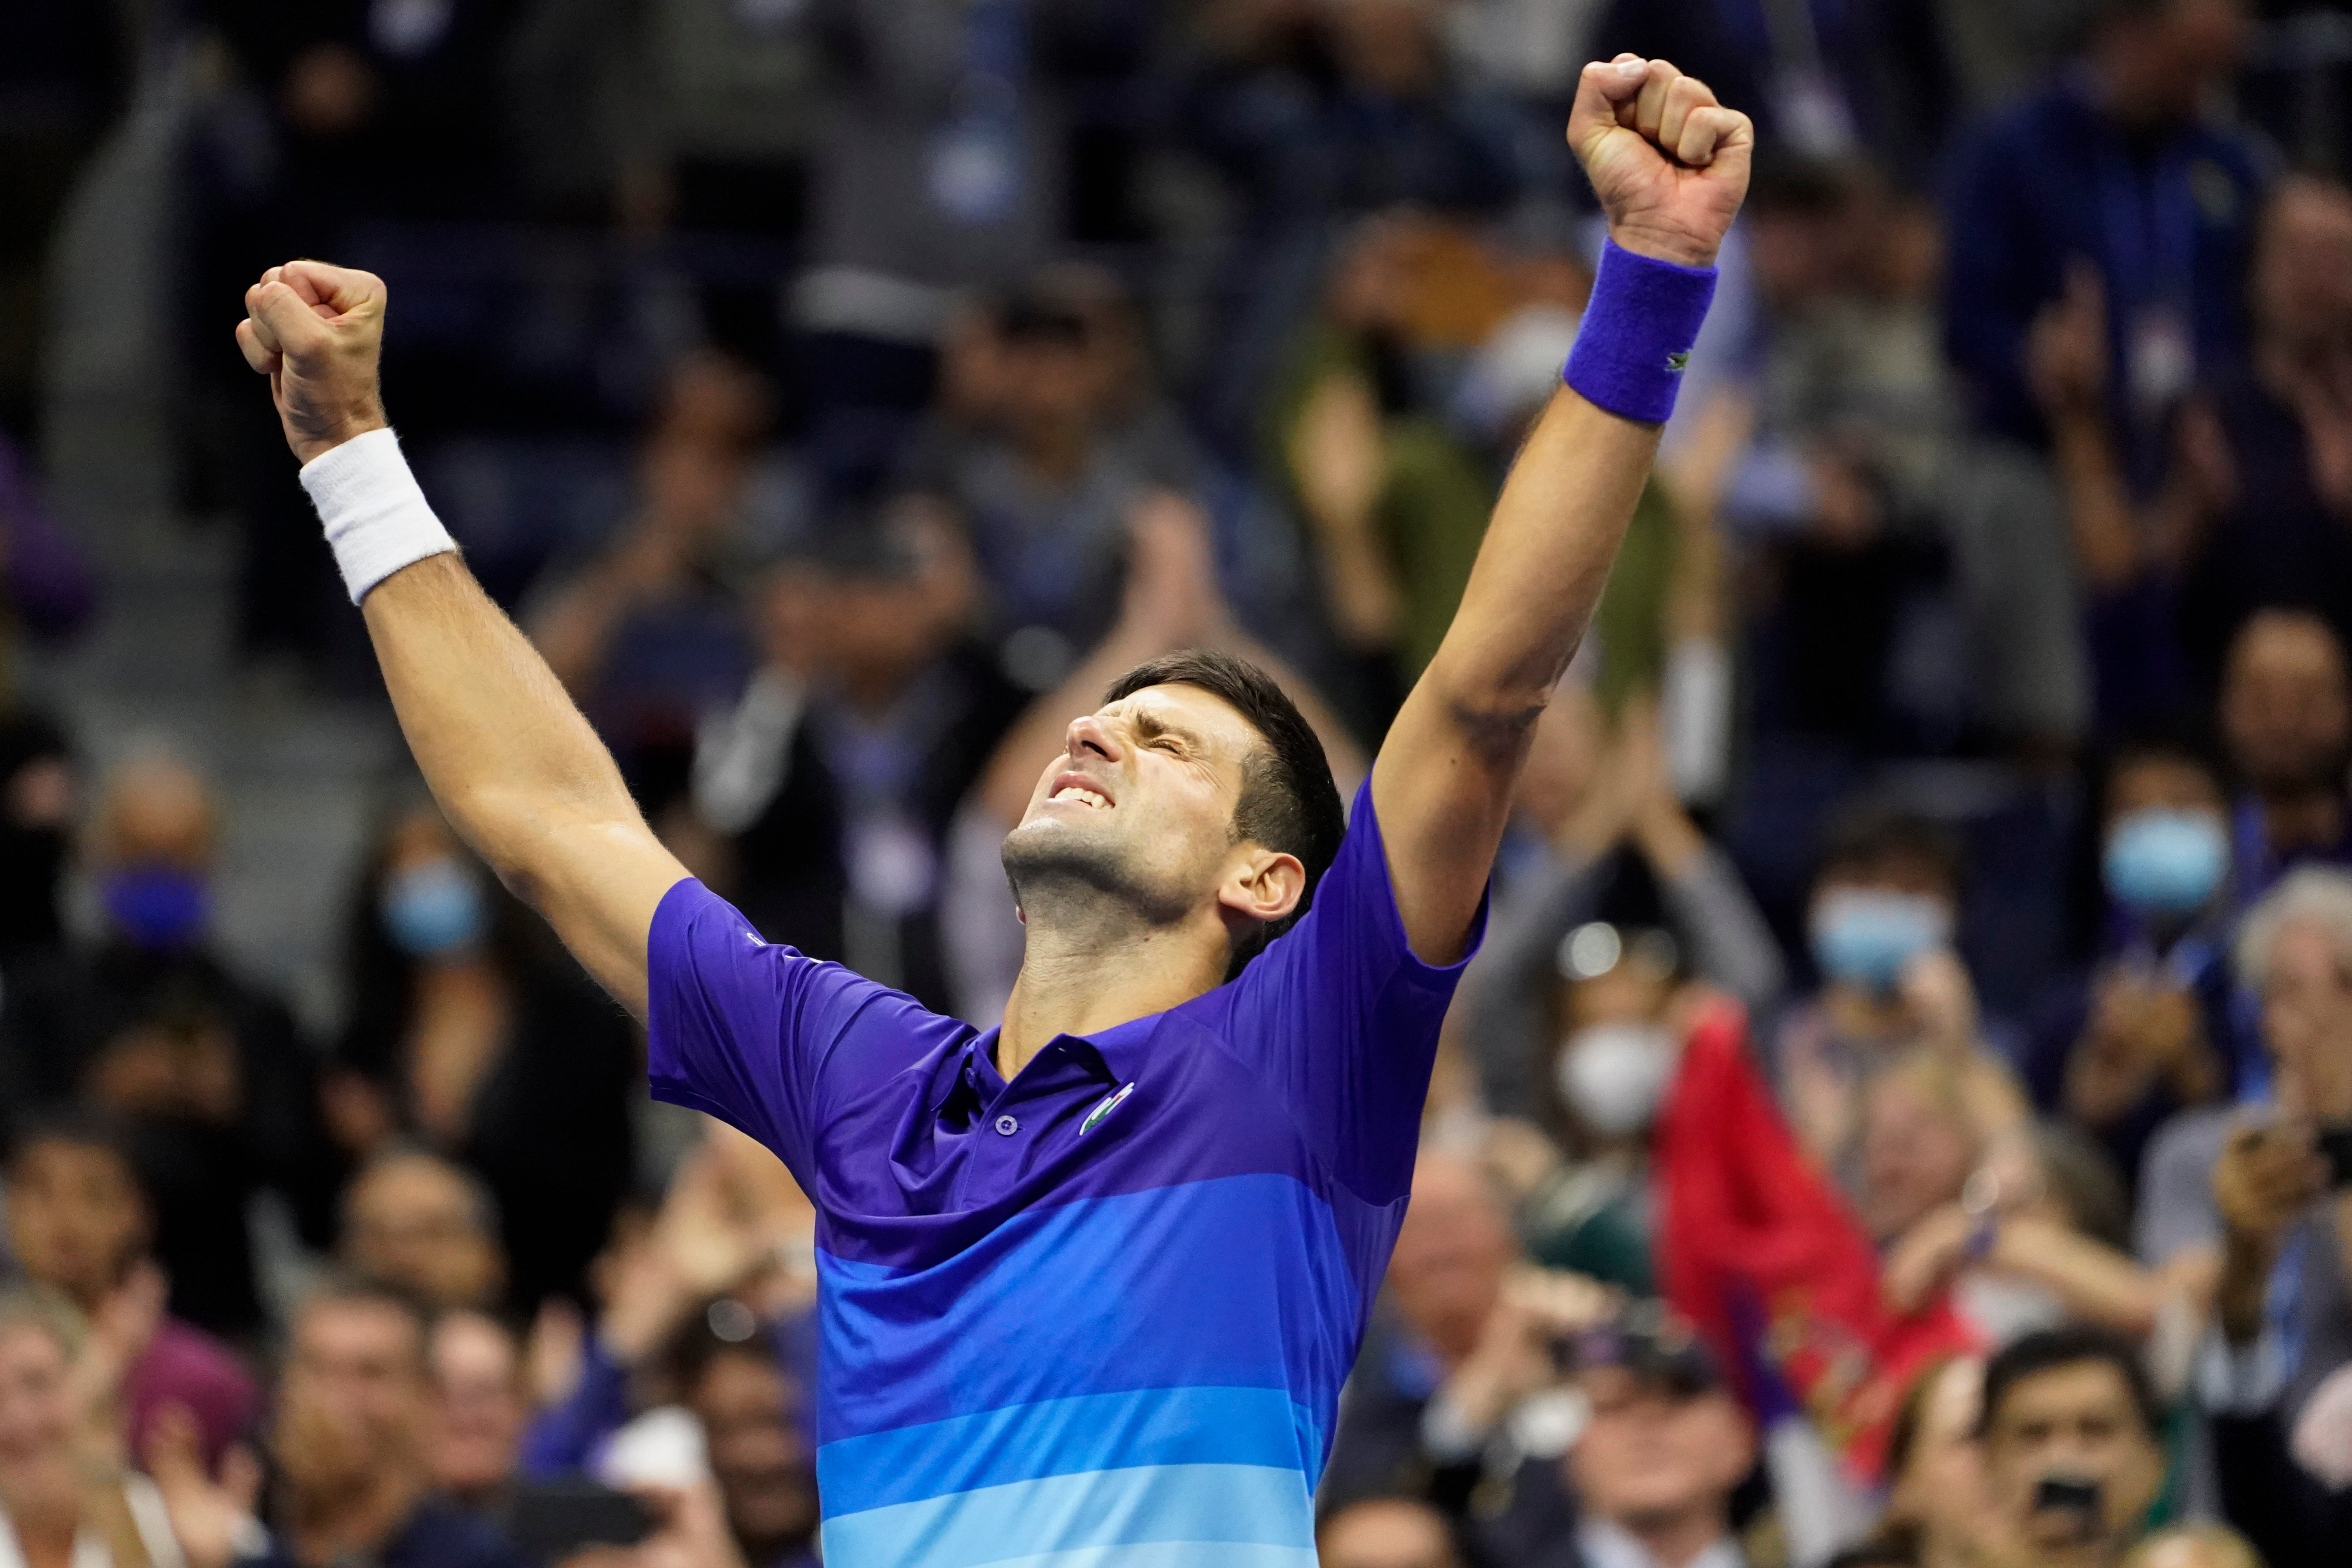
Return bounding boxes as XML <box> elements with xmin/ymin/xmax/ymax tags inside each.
<box><xmin>1053</xmin><ymin>786</ymin><xmax>1110</xmax><ymax>809</ymax></box>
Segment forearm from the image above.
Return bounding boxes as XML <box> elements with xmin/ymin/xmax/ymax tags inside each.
<box><xmin>2046</xmin><ymin>413</ymin><xmax>2142</xmax><ymax>590</ymax></box>
<box><xmin>362</xmin><ymin>555</ymin><xmax>679</xmax><ymax>1010</ymax></box>
<box><xmin>1992</xmin><ymin>1217</ymin><xmax>2162</xmax><ymax>1334</ymax></box>
<box><xmin>2214</xmin><ymin>1230</ymin><xmax>2278</xmax><ymax>1345</ymax></box>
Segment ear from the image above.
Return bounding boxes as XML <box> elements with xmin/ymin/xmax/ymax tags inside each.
<box><xmin>1216</xmin><ymin>847</ymin><xmax>1307</xmax><ymax>932</ymax></box>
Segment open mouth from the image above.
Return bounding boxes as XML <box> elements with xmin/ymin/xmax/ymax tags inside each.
<box><xmin>1048</xmin><ymin>773</ymin><xmax>1113</xmax><ymax>810</ymax></box>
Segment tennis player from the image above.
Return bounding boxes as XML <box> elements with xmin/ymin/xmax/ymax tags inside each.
<box><xmin>237</xmin><ymin>55</ymin><xmax>1749</xmax><ymax>1567</ymax></box>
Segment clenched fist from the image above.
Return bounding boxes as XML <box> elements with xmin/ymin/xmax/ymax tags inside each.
<box><xmin>235</xmin><ymin>260</ymin><xmax>390</xmax><ymax>466</ymax></box>
<box><xmin>1568</xmin><ymin>56</ymin><xmax>1754</xmax><ymax>270</ymax></box>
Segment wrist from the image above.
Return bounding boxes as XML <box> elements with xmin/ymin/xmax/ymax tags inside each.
<box><xmin>1563</xmin><ymin>240</ymin><xmax>1718</xmax><ymax>425</ymax></box>
<box><xmin>1608</xmin><ymin>222</ymin><xmax>1720</xmax><ymax>271</ymax></box>
<box><xmin>290</xmin><ymin>403</ymin><xmax>389</xmax><ymax>467</ymax></box>
<box><xmin>298</xmin><ymin>426</ymin><xmax>458</xmax><ymax>601</ymax></box>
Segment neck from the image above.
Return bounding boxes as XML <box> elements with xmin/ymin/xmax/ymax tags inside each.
<box><xmin>283</xmin><ymin>1464</ymin><xmax>425</xmax><ymax>1568</ymax></box>
<box><xmin>1605</xmin><ymin>1509</ymin><xmax>1727</xmax><ymax>1568</ymax></box>
<box><xmin>998</xmin><ymin>893</ymin><xmax>1228</xmax><ymax>1079</ymax></box>
<box><xmin>2261</xmin><ymin>789</ymin><xmax>2345</xmax><ymax>854</ymax></box>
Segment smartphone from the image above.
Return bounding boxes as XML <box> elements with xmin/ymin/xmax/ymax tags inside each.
<box><xmin>504</xmin><ymin>1480</ymin><xmax>657</xmax><ymax>1561</ymax></box>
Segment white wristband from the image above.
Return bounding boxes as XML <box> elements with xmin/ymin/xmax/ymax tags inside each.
<box><xmin>298</xmin><ymin>426</ymin><xmax>458</xmax><ymax>603</ymax></box>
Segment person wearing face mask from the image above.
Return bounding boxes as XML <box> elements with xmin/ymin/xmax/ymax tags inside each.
<box><xmin>0</xmin><ymin>750</ymin><xmax>337</xmax><ymax>1341</ymax></box>
<box><xmin>322</xmin><ymin>803</ymin><xmax>636</xmax><ymax>1314</ymax></box>
<box><xmin>2025</xmin><ymin>741</ymin><xmax>2235</xmax><ymax>1198</ymax></box>
<box><xmin>1773</xmin><ymin>807</ymin><xmax>2030</xmax><ymax>1188</ymax></box>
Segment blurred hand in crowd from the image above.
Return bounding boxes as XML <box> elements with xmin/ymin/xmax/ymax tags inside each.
<box><xmin>2211</xmin><ymin>1121</ymin><xmax>2326</xmax><ymax>1339</ymax></box>
<box><xmin>2067</xmin><ymin>973</ymin><xmax>2217</xmax><ymax>1133</ymax></box>
<box><xmin>145</xmin><ymin>1403</ymin><xmax>264</xmax><ymax>1568</ymax></box>
<box><xmin>1316</xmin><ymin>1495</ymin><xmax>1460</xmax><ymax>1568</ymax></box>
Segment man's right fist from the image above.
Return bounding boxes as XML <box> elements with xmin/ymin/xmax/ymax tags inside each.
<box><xmin>235</xmin><ymin>260</ymin><xmax>390</xmax><ymax>466</ymax></box>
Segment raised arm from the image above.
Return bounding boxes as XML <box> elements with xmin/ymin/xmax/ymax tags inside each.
<box><xmin>236</xmin><ymin>261</ymin><xmax>684</xmax><ymax>1016</ymax></box>
<box><xmin>1371</xmin><ymin>56</ymin><xmax>1751</xmax><ymax>961</ymax></box>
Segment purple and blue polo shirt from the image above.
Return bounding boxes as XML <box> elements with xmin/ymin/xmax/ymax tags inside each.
<box><xmin>645</xmin><ymin>780</ymin><xmax>1479</xmax><ymax>1566</ymax></box>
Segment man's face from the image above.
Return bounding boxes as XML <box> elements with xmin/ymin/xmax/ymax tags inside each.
<box><xmin>342</xmin><ymin>1158</ymin><xmax>502</xmax><ymax>1310</ymax></box>
<box><xmin>4</xmin><ymin>1139</ymin><xmax>148</xmax><ymax>1305</ymax></box>
<box><xmin>1857</xmin><ymin>1072</ymin><xmax>1976</xmax><ymax>1240</ymax></box>
<box><xmin>1982</xmin><ymin>1361</ymin><xmax>2163</xmax><ymax>1561</ymax></box>
<box><xmin>1003</xmin><ymin>684</ymin><xmax>1295</xmax><ymax>938</ymax></box>
<box><xmin>1568</xmin><ymin>1370</ymin><xmax>1754</xmax><ymax>1535</ymax></box>
<box><xmin>1385</xmin><ymin>1157</ymin><xmax>1520</xmax><ymax>1359</ymax></box>
<box><xmin>2258</xmin><ymin>916</ymin><xmax>2352</xmax><ymax>1110</ymax></box>
<box><xmin>2254</xmin><ymin>179</ymin><xmax>2352</xmax><ymax>348</ymax></box>
<box><xmin>690</xmin><ymin>1351</ymin><xmax>816</xmax><ymax>1553</ymax></box>
<box><xmin>2221</xmin><ymin>614</ymin><xmax>2352</xmax><ymax>798</ymax></box>
<box><xmin>275</xmin><ymin>1298</ymin><xmax>429</xmax><ymax>1494</ymax></box>
<box><xmin>427</xmin><ymin>1311</ymin><xmax>524</xmax><ymax>1499</ymax></box>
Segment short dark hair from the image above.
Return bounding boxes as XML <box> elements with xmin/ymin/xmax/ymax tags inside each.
<box><xmin>1979</xmin><ymin>1325</ymin><xmax>2161</xmax><ymax>1440</ymax></box>
<box><xmin>1816</xmin><ymin>807</ymin><xmax>1962</xmax><ymax>897</ymax></box>
<box><xmin>3</xmin><ymin>1105</ymin><xmax>147</xmax><ymax>1202</ymax></box>
<box><xmin>1103</xmin><ymin>649</ymin><xmax>1346</xmax><ymax>977</ymax></box>
<box><xmin>295</xmin><ymin>1272</ymin><xmax>435</xmax><ymax>1372</ymax></box>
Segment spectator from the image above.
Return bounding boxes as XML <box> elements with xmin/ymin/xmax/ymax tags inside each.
<box><xmin>1455</xmin><ymin>693</ymin><xmax>1787</xmax><ymax>1135</ymax></box>
<box><xmin>3</xmin><ymin>1108</ymin><xmax>259</xmax><ymax>1466</ymax></box>
<box><xmin>426</xmin><ymin>1310</ymin><xmax>528</xmax><ymax>1515</ymax></box>
<box><xmin>690</xmin><ymin>493</ymin><xmax>1026</xmax><ymax>1008</ymax></box>
<box><xmin>1322</xmin><ymin>1152</ymin><xmax>1604</xmax><ymax>1537</ymax></box>
<box><xmin>1879</xmin><ymin>1355</ymin><xmax>2012</xmax><ymax>1568</ymax></box>
<box><xmin>2177</xmin><ymin>175</ymin><xmax>2352</xmax><ymax>686</ymax></box>
<box><xmin>668</xmin><ymin>1313</ymin><xmax>819</xmax><ymax>1568</ymax></box>
<box><xmin>1553</xmin><ymin>1314</ymin><xmax>1759</xmax><ymax>1568</ymax></box>
<box><xmin>338</xmin><ymin>1149</ymin><xmax>506</xmax><ymax>1314</ymax></box>
<box><xmin>326</xmin><ymin>803</ymin><xmax>636</xmax><ymax>1312</ymax></box>
<box><xmin>1944</xmin><ymin>0</ymin><xmax>2262</xmax><ymax>477</ymax></box>
<box><xmin>1867</xmin><ymin>1052</ymin><xmax>2164</xmax><ymax>1345</ymax></box>
<box><xmin>0</xmin><ymin>749</ymin><xmax>337</xmax><ymax>1339</ymax></box>
<box><xmin>1316</xmin><ymin>1495</ymin><xmax>1462</xmax><ymax>1568</ymax></box>
<box><xmin>529</xmin><ymin>350</ymin><xmax>778</xmax><ymax>811</ymax></box>
<box><xmin>0</xmin><ymin>1283</ymin><xmax>202</xmax><ymax>1567</ymax></box>
<box><xmin>1975</xmin><ymin>1327</ymin><xmax>2166</xmax><ymax>1568</ymax></box>
<box><xmin>521</xmin><ymin>1126</ymin><xmax>816</xmax><ymax>1486</ymax></box>
<box><xmin>1771</xmin><ymin>809</ymin><xmax>2027</xmax><ymax>1183</ymax></box>
<box><xmin>2218</xmin><ymin>608</ymin><xmax>2352</xmax><ymax>904</ymax></box>
<box><xmin>235</xmin><ymin>1278</ymin><xmax>526</xmax><ymax>1568</ymax></box>
<box><xmin>2025</xmin><ymin>740</ymin><xmax>2235</xmax><ymax>1186</ymax></box>
<box><xmin>898</xmin><ymin>268</ymin><xmax>1214</xmax><ymax>678</ymax></box>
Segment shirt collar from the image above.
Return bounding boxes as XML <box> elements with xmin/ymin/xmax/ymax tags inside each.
<box><xmin>959</xmin><ymin>1009</ymin><xmax>1167</xmax><ymax>1102</ymax></box>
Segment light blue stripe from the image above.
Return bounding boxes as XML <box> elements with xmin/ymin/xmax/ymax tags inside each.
<box><xmin>949</xmin><ymin>1545</ymin><xmax>1318</xmax><ymax>1568</ymax></box>
<box><xmin>816</xmin><ymin>1385</ymin><xmax>1317</xmax><ymax>1515</ymax></box>
<box><xmin>819</xmin><ymin>1462</ymin><xmax>1314</xmax><ymax>1568</ymax></box>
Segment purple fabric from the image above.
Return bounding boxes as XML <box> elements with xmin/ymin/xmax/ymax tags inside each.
<box><xmin>1563</xmin><ymin>239</ymin><xmax>1719</xmax><ymax>425</ymax></box>
<box><xmin>518</xmin><ymin>1336</ymin><xmax>632</xmax><ymax>1479</ymax></box>
<box><xmin>124</xmin><ymin>1316</ymin><xmax>260</xmax><ymax>1468</ymax></box>
<box><xmin>0</xmin><ymin>435</ymin><xmax>95</xmax><ymax>640</ymax></box>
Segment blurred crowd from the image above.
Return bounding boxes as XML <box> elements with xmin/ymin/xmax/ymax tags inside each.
<box><xmin>8</xmin><ymin>0</ymin><xmax>2352</xmax><ymax>1566</ymax></box>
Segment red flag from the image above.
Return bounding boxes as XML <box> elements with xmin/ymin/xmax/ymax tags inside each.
<box><xmin>1656</xmin><ymin>999</ymin><xmax>1980</xmax><ymax>1482</ymax></box>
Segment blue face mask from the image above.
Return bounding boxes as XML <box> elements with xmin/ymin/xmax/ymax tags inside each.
<box><xmin>103</xmin><ymin>865</ymin><xmax>212</xmax><ymax>950</ymax></box>
<box><xmin>1810</xmin><ymin>889</ymin><xmax>1951</xmax><ymax>992</ymax></box>
<box><xmin>380</xmin><ymin>859</ymin><xmax>488</xmax><ymax>958</ymax></box>
<box><xmin>2103</xmin><ymin>808</ymin><xmax>2227</xmax><ymax>917</ymax></box>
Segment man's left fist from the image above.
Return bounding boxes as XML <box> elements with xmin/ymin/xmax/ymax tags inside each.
<box><xmin>235</xmin><ymin>260</ymin><xmax>390</xmax><ymax>466</ymax></box>
<box><xmin>1567</xmin><ymin>56</ymin><xmax>1754</xmax><ymax>270</ymax></box>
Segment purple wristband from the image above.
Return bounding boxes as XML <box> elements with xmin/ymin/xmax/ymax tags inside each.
<box><xmin>1563</xmin><ymin>240</ymin><xmax>1719</xmax><ymax>425</ymax></box>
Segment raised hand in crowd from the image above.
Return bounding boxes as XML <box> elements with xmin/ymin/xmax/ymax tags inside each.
<box><xmin>2066</xmin><ymin>972</ymin><xmax>2220</xmax><ymax>1134</ymax></box>
<box><xmin>145</xmin><ymin>1403</ymin><xmax>265</xmax><ymax>1568</ymax></box>
<box><xmin>1432</xmin><ymin>1265</ymin><xmax>1622</xmax><ymax>1442</ymax></box>
<box><xmin>2210</xmin><ymin>1121</ymin><xmax>2328</xmax><ymax>1343</ymax></box>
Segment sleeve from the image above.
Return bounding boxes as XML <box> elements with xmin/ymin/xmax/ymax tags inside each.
<box><xmin>1209</xmin><ymin>780</ymin><xmax>1486</xmax><ymax>1203</ymax></box>
<box><xmin>1661</xmin><ymin>842</ymin><xmax>1788</xmax><ymax>1018</ymax></box>
<box><xmin>644</xmin><ymin>878</ymin><xmax>936</xmax><ymax>1188</ymax></box>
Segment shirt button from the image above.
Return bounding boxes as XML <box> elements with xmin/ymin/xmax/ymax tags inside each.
<box><xmin>994</xmin><ymin>1114</ymin><xmax>1020</xmax><ymax>1137</ymax></box>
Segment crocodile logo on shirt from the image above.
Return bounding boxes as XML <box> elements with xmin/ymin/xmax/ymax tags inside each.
<box><xmin>1080</xmin><ymin>1082</ymin><xmax>1136</xmax><ymax>1136</ymax></box>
